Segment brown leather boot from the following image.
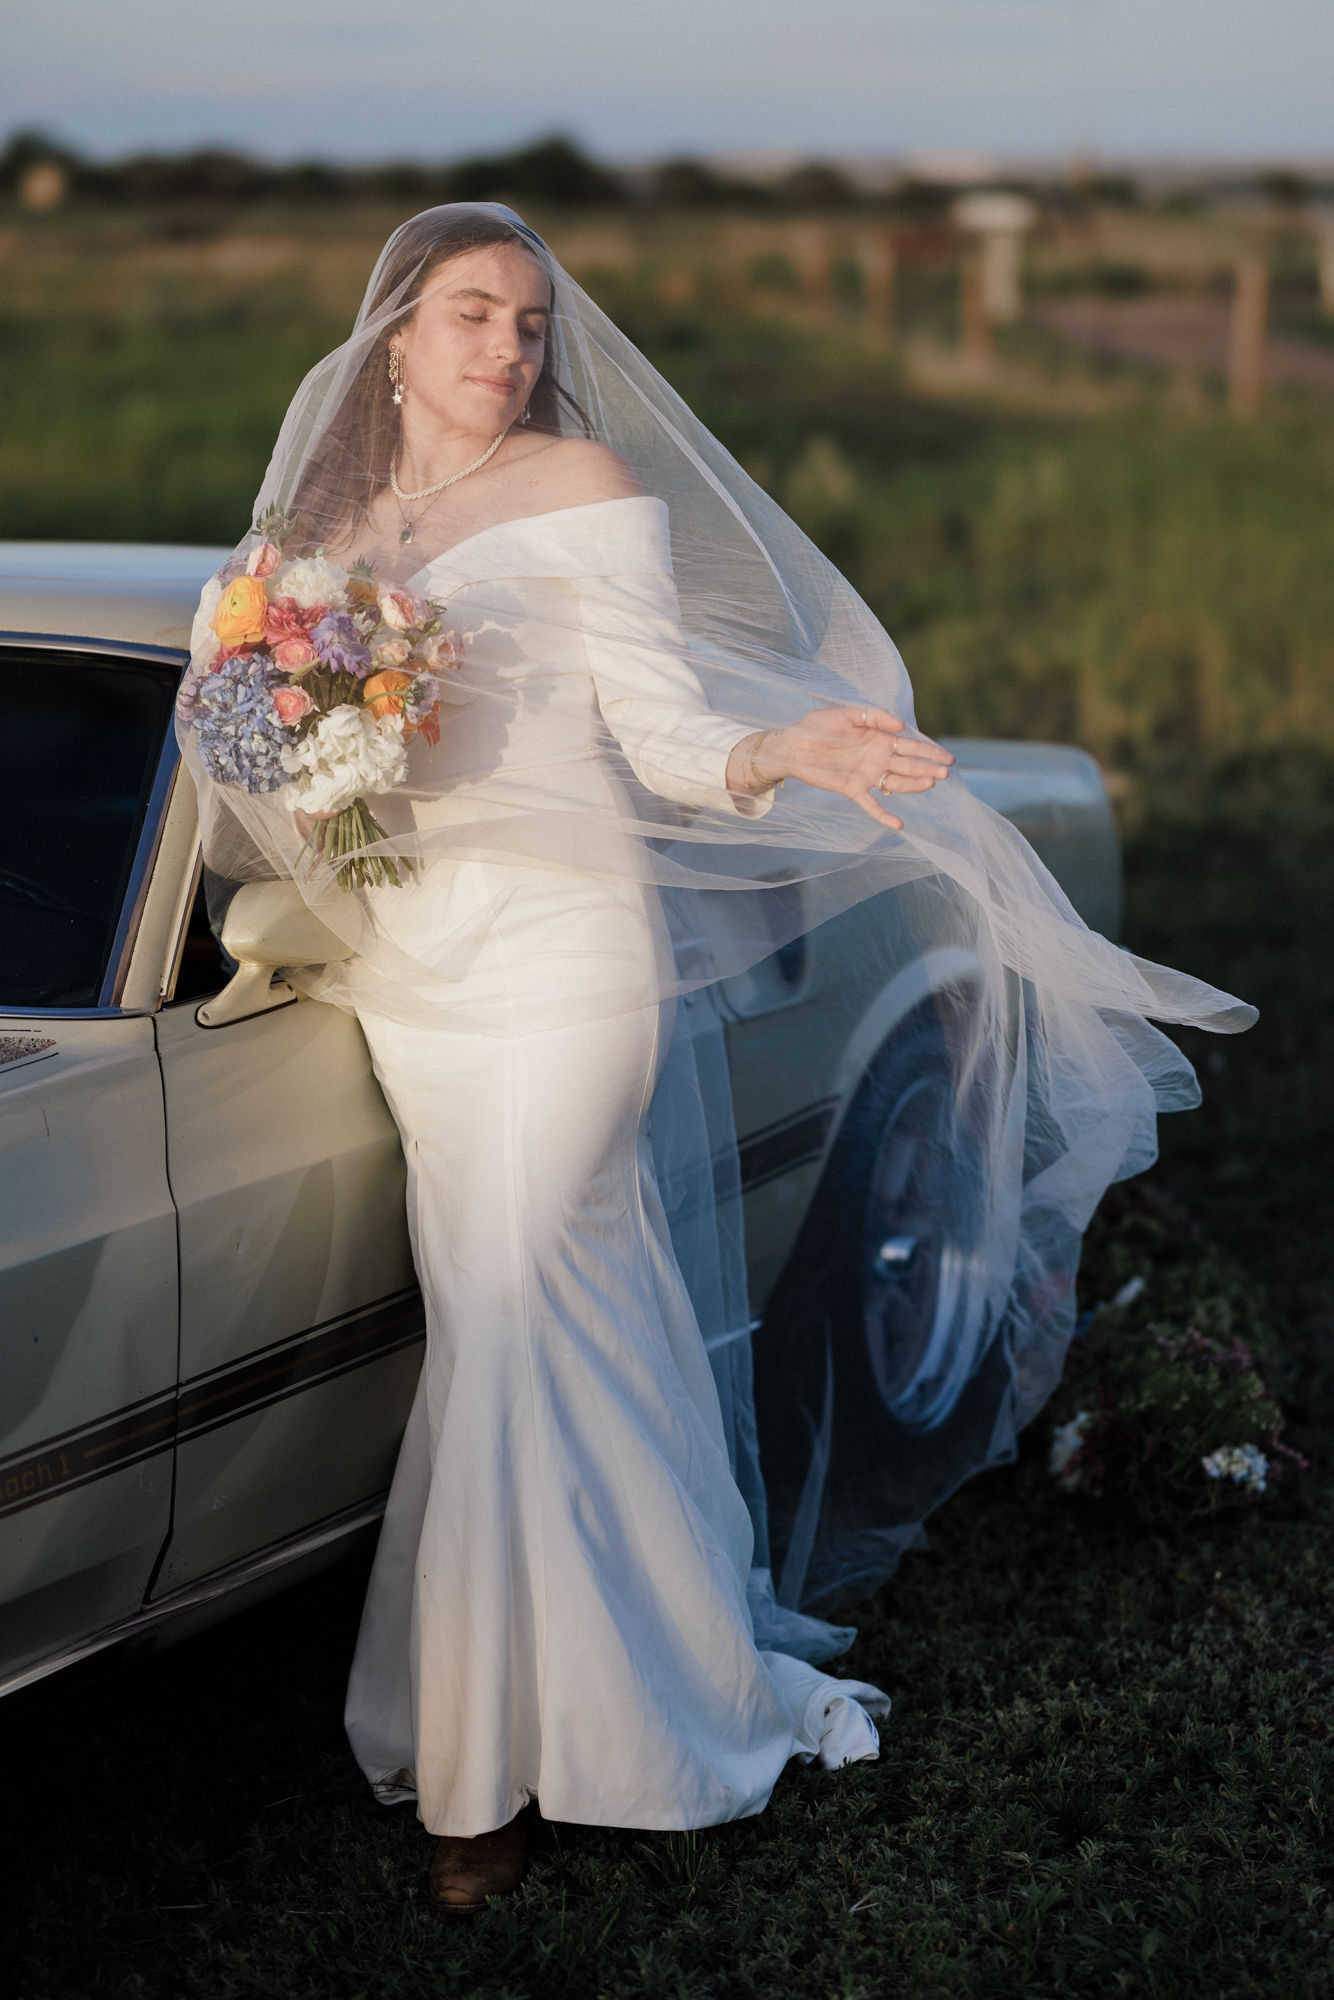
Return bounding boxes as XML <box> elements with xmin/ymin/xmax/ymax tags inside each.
<box><xmin>427</xmin><ymin>1809</ymin><xmax>528</xmax><ymax>1913</ymax></box>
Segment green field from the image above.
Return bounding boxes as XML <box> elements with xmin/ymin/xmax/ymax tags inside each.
<box><xmin>3</xmin><ymin>212</ymin><xmax>1333</xmax><ymax>1998</ymax></box>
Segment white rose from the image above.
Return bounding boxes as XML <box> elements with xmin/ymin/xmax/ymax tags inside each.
<box><xmin>274</xmin><ymin>555</ymin><xmax>349</xmax><ymax>612</ymax></box>
<box><xmin>373</xmin><ymin>636</ymin><xmax>413</xmax><ymax>671</ymax></box>
<box><xmin>280</xmin><ymin>704</ymin><xmax>408</xmax><ymax>815</ymax></box>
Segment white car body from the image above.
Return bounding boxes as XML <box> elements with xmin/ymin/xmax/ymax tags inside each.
<box><xmin>0</xmin><ymin>542</ymin><xmax>1121</xmax><ymax>1695</ymax></box>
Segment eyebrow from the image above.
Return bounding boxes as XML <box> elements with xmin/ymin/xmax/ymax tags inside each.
<box><xmin>450</xmin><ymin>286</ymin><xmax>551</xmax><ymax>315</ymax></box>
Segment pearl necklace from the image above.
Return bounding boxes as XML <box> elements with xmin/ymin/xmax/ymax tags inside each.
<box><xmin>390</xmin><ymin>430</ymin><xmax>508</xmax><ymax>545</ymax></box>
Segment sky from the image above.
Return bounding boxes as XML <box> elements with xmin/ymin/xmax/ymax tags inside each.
<box><xmin>4</xmin><ymin>0</ymin><xmax>1332</xmax><ymax>166</ymax></box>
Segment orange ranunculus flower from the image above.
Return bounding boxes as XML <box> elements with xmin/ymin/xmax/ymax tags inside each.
<box><xmin>213</xmin><ymin>574</ymin><xmax>270</xmax><ymax>648</ymax></box>
<box><xmin>363</xmin><ymin>667</ymin><xmax>413</xmax><ymax>719</ymax></box>
<box><xmin>346</xmin><ymin>577</ymin><xmax>380</xmax><ymax>615</ymax></box>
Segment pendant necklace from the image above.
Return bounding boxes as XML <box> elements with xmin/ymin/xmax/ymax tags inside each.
<box><xmin>390</xmin><ymin>429</ymin><xmax>509</xmax><ymax>546</ymax></box>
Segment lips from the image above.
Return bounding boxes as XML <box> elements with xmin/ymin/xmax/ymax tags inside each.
<box><xmin>469</xmin><ymin>376</ymin><xmax>518</xmax><ymax>396</ymax></box>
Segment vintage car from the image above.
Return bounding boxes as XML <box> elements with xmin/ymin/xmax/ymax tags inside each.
<box><xmin>0</xmin><ymin>541</ymin><xmax>1122</xmax><ymax>1697</ymax></box>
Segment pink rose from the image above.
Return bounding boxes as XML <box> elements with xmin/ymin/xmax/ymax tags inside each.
<box><xmin>246</xmin><ymin>540</ymin><xmax>282</xmax><ymax>579</ymax></box>
<box><xmin>271</xmin><ymin>684</ymin><xmax>314</xmax><ymax>725</ymax></box>
<box><xmin>373</xmin><ymin>636</ymin><xmax>413</xmax><ymax>670</ymax></box>
<box><xmin>380</xmin><ymin>588</ymin><xmax>432</xmax><ymax>634</ymax></box>
<box><xmin>273</xmin><ymin>636</ymin><xmax>318</xmax><ymax>671</ymax></box>
<box><xmin>264</xmin><ymin>596</ymin><xmax>320</xmax><ymax>647</ymax></box>
<box><xmin>421</xmin><ymin>629</ymin><xmax>464</xmax><ymax>672</ymax></box>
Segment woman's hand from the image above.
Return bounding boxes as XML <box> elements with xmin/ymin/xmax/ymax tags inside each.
<box><xmin>726</xmin><ymin>705</ymin><xmax>954</xmax><ymax>830</ymax></box>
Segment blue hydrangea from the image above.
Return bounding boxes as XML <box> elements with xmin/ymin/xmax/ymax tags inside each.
<box><xmin>184</xmin><ymin>650</ymin><xmax>293</xmax><ymax>793</ymax></box>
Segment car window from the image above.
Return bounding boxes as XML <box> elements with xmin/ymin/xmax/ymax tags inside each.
<box><xmin>0</xmin><ymin>646</ymin><xmax>177</xmax><ymax>1008</ymax></box>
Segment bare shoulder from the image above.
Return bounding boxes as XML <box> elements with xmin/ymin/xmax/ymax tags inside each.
<box><xmin>526</xmin><ymin>436</ymin><xmax>643</xmax><ymax>506</ymax></box>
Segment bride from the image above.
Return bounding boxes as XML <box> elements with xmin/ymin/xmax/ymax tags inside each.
<box><xmin>179</xmin><ymin>204</ymin><xmax>1253</xmax><ymax>1911</ymax></box>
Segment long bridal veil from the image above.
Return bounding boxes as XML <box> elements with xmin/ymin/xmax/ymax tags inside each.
<box><xmin>178</xmin><ymin>203</ymin><xmax>1254</xmax><ymax>1632</ymax></box>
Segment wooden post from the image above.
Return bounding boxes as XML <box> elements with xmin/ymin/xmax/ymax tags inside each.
<box><xmin>1229</xmin><ymin>255</ymin><xmax>1268</xmax><ymax>416</ymax></box>
<box><xmin>857</xmin><ymin>229</ymin><xmax>897</xmax><ymax>343</ymax></box>
<box><xmin>788</xmin><ymin>221</ymin><xmax>835</xmax><ymax>314</ymax></box>
<box><xmin>960</xmin><ymin>249</ymin><xmax>994</xmax><ymax>367</ymax></box>
<box><xmin>1315</xmin><ymin>218</ymin><xmax>1334</xmax><ymax>317</ymax></box>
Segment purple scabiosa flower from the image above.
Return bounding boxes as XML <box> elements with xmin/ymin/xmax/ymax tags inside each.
<box><xmin>311</xmin><ymin>610</ymin><xmax>370</xmax><ymax>677</ymax></box>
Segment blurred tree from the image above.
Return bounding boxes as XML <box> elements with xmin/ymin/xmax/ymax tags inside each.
<box><xmin>647</xmin><ymin>158</ymin><xmax>771</xmax><ymax>207</ymax></box>
<box><xmin>1086</xmin><ymin>174</ymin><xmax>1140</xmax><ymax>208</ymax></box>
<box><xmin>114</xmin><ymin>149</ymin><xmax>277</xmax><ymax>203</ymax></box>
<box><xmin>273</xmin><ymin>160</ymin><xmax>347</xmax><ymax>202</ymax></box>
<box><xmin>445</xmin><ymin>136</ymin><xmax>623</xmax><ymax>206</ymax></box>
<box><xmin>1259</xmin><ymin>168</ymin><xmax>1310</xmax><ymax>210</ymax></box>
<box><xmin>0</xmin><ymin>129</ymin><xmax>82</xmax><ymax>197</ymax></box>
<box><xmin>773</xmin><ymin>161</ymin><xmax>858</xmax><ymax>209</ymax></box>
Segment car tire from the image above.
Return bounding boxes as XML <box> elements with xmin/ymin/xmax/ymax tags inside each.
<box><xmin>754</xmin><ymin>978</ymin><xmax>1009</xmax><ymax>1598</ymax></box>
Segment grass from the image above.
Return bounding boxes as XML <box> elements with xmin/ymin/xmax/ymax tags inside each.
<box><xmin>5</xmin><ymin>1148</ymin><xmax>1331</xmax><ymax>1998</ymax></box>
<box><xmin>4</xmin><ymin>787</ymin><xmax>1331</xmax><ymax>2000</ymax></box>
<box><xmin>3</xmin><ymin>218</ymin><xmax>1334</xmax><ymax>1997</ymax></box>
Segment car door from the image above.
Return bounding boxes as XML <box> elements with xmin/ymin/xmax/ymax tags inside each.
<box><xmin>0</xmin><ymin>640</ymin><xmax>179</xmax><ymax>1685</ymax></box>
<box><xmin>148</xmin><ymin>914</ymin><xmax>423</xmax><ymax>1597</ymax></box>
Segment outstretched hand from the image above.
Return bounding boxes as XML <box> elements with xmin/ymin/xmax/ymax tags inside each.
<box><xmin>727</xmin><ymin>705</ymin><xmax>953</xmax><ymax>830</ymax></box>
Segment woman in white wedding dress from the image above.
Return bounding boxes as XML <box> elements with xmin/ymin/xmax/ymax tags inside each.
<box><xmin>179</xmin><ymin>205</ymin><xmax>1254</xmax><ymax>1909</ymax></box>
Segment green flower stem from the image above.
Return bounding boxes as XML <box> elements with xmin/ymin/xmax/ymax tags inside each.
<box><xmin>305</xmin><ymin>797</ymin><xmax>410</xmax><ymax>891</ymax></box>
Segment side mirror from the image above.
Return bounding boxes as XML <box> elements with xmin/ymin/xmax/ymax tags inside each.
<box><xmin>196</xmin><ymin>881</ymin><xmax>354</xmax><ymax>1029</ymax></box>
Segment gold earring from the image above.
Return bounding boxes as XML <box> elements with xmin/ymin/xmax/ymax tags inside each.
<box><xmin>388</xmin><ymin>348</ymin><xmax>404</xmax><ymax>406</ymax></box>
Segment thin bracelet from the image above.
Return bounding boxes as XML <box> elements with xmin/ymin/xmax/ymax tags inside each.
<box><xmin>744</xmin><ymin>729</ymin><xmax>784</xmax><ymax>795</ymax></box>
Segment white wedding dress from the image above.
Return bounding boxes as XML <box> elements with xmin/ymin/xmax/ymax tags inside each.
<box><xmin>339</xmin><ymin>496</ymin><xmax>888</xmax><ymax>1838</ymax></box>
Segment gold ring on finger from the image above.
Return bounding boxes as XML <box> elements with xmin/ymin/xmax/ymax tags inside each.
<box><xmin>878</xmin><ymin>770</ymin><xmax>891</xmax><ymax>791</ymax></box>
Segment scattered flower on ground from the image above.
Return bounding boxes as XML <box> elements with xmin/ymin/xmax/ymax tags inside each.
<box><xmin>1201</xmin><ymin>1443</ymin><xmax>1268</xmax><ymax>1493</ymax></box>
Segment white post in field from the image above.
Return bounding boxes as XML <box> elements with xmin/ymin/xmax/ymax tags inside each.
<box><xmin>951</xmin><ymin>191</ymin><xmax>1038</xmax><ymax>325</ymax></box>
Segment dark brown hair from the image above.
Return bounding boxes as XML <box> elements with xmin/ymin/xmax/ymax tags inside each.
<box><xmin>287</xmin><ymin>209</ymin><xmax>591</xmax><ymax>551</ymax></box>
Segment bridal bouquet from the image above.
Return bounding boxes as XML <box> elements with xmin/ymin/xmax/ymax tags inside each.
<box><xmin>179</xmin><ymin>512</ymin><xmax>462</xmax><ymax>888</ymax></box>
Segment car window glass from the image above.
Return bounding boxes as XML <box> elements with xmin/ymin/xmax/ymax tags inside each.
<box><xmin>0</xmin><ymin>647</ymin><xmax>177</xmax><ymax>1008</ymax></box>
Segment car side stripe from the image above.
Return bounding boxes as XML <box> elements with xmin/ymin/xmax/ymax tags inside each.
<box><xmin>0</xmin><ymin>1287</ymin><xmax>425</xmax><ymax>1521</ymax></box>
<box><xmin>2</xmin><ymin>1100</ymin><xmax>839</xmax><ymax>1522</ymax></box>
<box><xmin>738</xmin><ymin>1099</ymin><xmax>838</xmax><ymax>1192</ymax></box>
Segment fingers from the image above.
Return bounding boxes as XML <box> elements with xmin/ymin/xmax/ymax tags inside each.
<box><xmin>857</xmin><ymin>789</ymin><xmax>904</xmax><ymax>831</ymax></box>
<box><xmin>851</xmin><ymin>706</ymin><xmax>954</xmax><ymax>769</ymax></box>
<box><xmin>877</xmin><ymin>773</ymin><xmax>940</xmax><ymax>795</ymax></box>
<box><xmin>854</xmin><ymin>705</ymin><xmax>906</xmax><ymax>736</ymax></box>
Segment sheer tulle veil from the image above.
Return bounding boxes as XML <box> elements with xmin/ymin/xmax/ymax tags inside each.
<box><xmin>177</xmin><ymin>202</ymin><xmax>1255</xmax><ymax>1624</ymax></box>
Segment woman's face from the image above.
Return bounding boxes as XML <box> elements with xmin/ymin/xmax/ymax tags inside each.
<box><xmin>392</xmin><ymin>241</ymin><xmax>552</xmax><ymax>438</ymax></box>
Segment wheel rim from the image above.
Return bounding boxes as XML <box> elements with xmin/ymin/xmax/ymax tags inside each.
<box><xmin>860</xmin><ymin>1063</ymin><xmax>992</xmax><ymax>1432</ymax></box>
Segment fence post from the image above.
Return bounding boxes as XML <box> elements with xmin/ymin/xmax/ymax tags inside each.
<box><xmin>1228</xmin><ymin>254</ymin><xmax>1268</xmax><ymax>416</ymax></box>
<box><xmin>958</xmin><ymin>250</ymin><xmax>994</xmax><ymax>366</ymax></box>
<box><xmin>1314</xmin><ymin>215</ymin><xmax>1334</xmax><ymax>317</ymax></box>
<box><xmin>788</xmin><ymin>221</ymin><xmax>835</xmax><ymax>315</ymax></box>
<box><xmin>856</xmin><ymin>229</ymin><xmax>898</xmax><ymax>343</ymax></box>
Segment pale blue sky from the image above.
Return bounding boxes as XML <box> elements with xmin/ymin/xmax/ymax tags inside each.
<box><xmin>5</xmin><ymin>0</ymin><xmax>1332</xmax><ymax>164</ymax></box>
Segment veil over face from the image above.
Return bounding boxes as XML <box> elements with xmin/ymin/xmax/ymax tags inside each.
<box><xmin>177</xmin><ymin>203</ymin><xmax>1254</xmax><ymax>1614</ymax></box>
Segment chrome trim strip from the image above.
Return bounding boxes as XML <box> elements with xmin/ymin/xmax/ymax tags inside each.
<box><xmin>0</xmin><ymin>1006</ymin><xmax>152</xmax><ymax>1019</ymax></box>
<box><xmin>0</xmin><ymin>1497</ymin><xmax>386</xmax><ymax>1700</ymax></box>
<box><xmin>98</xmin><ymin>743</ymin><xmax>183</xmax><ymax>1009</ymax></box>
<box><xmin>0</xmin><ymin>631</ymin><xmax>188</xmax><ymax>667</ymax></box>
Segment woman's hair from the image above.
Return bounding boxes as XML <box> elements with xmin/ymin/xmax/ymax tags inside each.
<box><xmin>287</xmin><ymin>209</ymin><xmax>591</xmax><ymax>552</ymax></box>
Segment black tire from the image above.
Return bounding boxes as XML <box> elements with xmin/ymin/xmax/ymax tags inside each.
<box><xmin>754</xmin><ymin>980</ymin><xmax>1009</xmax><ymax>1598</ymax></box>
